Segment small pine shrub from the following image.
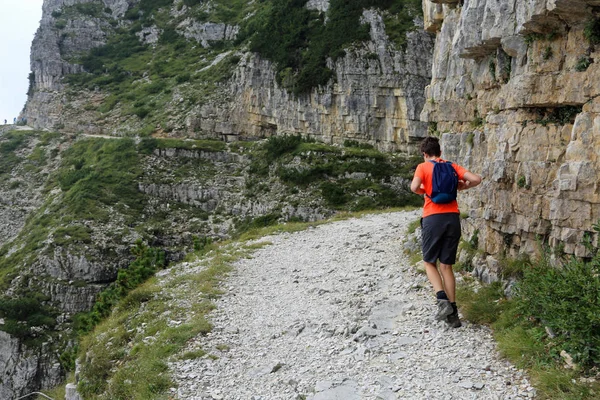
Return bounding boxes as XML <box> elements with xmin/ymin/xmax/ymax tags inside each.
<box><xmin>320</xmin><ymin>181</ymin><xmax>349</xmax><ymax>206</ymax></box>
<box><xmin>263</xmin><ymin>134</ymin><xmax>304</xmax><ymax>162</ymax></box>
<box><xmin>74</xmin><ymin>240</ymin><xmax>166</xmax><ymax>334</ymax></box>
<box><xmin>0</xmin><ymin>292</ymin><xmax>58</xmax><ymax>342</ymax></box>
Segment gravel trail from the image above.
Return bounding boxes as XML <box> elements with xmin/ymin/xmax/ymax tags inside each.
<box><xmin>171</xmin><ymin>211</ymin><xmax>534</xmax><ymax>399</ymax></box>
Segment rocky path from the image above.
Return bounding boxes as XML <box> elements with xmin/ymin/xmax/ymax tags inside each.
<box><xmin>170</xmin><ymin>211</ymin><xmax>534</xmax><ymax>399</ymax></box>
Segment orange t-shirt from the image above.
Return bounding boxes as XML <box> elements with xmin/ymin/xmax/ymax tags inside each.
<box><xmin>414</xmin><ymin>159</ymin><xmax>467</xmax><ymax>218</ymax></box>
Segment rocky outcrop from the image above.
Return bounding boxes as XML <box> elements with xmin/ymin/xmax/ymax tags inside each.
<box><xmin>184</xmin><ymin>10</ymin><xmax>434</xmax><ymax>151</ymax></box>
<box><xmin>26</xmin><ymin>0</ymin><xmax>121</xmax><ymax>129</ymax></box>
<box><xmin>24</xmin><ymin>1</ymin><xmax>435</xmax><ymax>152</ymax></box>
<box><xmin>422</xmin><ymin>0</ymin><xmax>600</xmax><ymax>277</ymax></box>
<box><xmin>0</xmin><ymin>331</ymin><xmax>62</xmax><ymax>400</ymax></box>
<box><xmin>178</xmin><ymin>18</ymin><xmax>239</xmax><ymax>48</ymax></box>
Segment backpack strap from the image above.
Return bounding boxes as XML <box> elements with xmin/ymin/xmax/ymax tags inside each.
<box><xmin>428</xmin><ymin>160</ymin><xmax>452</xmax><ymax>166</ymax></box>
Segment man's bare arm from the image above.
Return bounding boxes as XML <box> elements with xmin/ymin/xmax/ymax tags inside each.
<box><xmin>411</xmin><ymin>176</ymin><xmax>425</xmax><ymax>195</ymax></box>
<box><xmin>458</xmin><ymin>171</ymin><xmax>482</xmax><ymax>190</ymax></box>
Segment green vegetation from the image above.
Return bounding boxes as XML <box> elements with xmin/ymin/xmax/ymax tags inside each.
<box><xmin>344</xmin><ymin>139</ymin><xmax>374</xmax><ymax>150</ymax></box>
<box><xmin>56</xmin><ymin>138</ymin><xmax>144</xmax><ymax>222</ymax></box>
<box><xmin>0</xmin><ymin>293</ymin><xmax>57</xmax><ymax>344</ymax></box>
<box><xmin>458</xmin><ymin>229</ymin><xmax>600</xmax><ymax>399</ymax></box>
<box><xmin>454</xmin><ymin>229</ymin><xmax>479</xmax><ymax>272</ymax></box>
<box><xmin>27</xmin><ymin>72</ymin><xmax>35</xmax><ymax>97</ymax></box>
<box><xmin>534</xmin><ymin>106</ymin><xmax>582</xmax><ymax>126</ymax></box>
<box><xmin>584</xmin><ymin>17</ymin><xmax>600</xmax><ymax>45</ymax></box>
<box><xmin>240</xmin><ymin>0</ymin><xmax>421</xmax><ymax>94</ymax></box>
<box><xmin>517</xmin><ymin>175</ymin><xmax>527</xmax><ymax>188</ymax></box>
<box><xmin>427</xmin><ymin>121</ymin><xmax>439</xmax><ymax>136</ymax></box>
<box><xmin>501</xmin><ymin>55</ymin><xmax>512</xmax><ymax>83</ymax></box>
<box><xmin>466</xmin><ymin>133</ymin><xmax>474</xmax><ymax>147</ymax></box>
<box><xmin>488</xmin><ymin>60</ymin><xmax>496</xmax><ymax>80</ymax></box>
<box><xmin>0</xmin><ymin>131</ymin><xmax>32</xmax><ymax>178</ymax></box>
<box><xmin>63</xmin><ymin>1</ymin><xmax>107</xmax><ymax>18</ymax></box>
<box><xmin>471</xmin><ymin>112</ymin><xmax>484</xmax><ymax>128</ymax></box>
<box><xmin>73</xmin><ymin>241</ymin><xmax>166</xmax><ymax>336</ymax></box>
<box><xmin>542</xmin><ymin>45</ymin><xmax>553</xmax><ymax>60</ymax></box>
<box><xmin>249</xmin><ymin>134</ymin><xmax>421</xmax><ymax>211</ymax></box>
<box><xmin>77</xmin><ymin>237</ymin><xmax>260</xmax><ymax>399</ymax></box>
<box><xmin>523</xmin><ymin>31</ymin><xmax>559</xmax><ymax>46</ymax></box>
<box><xmin>575</xmin><ymin>56</ymin><xmax>592</xmax><ymax>72</ymax></box>
<box><xmin>517</xmin><ymin>250</ymin><xmax>600</xmax><ymax>368</ymax></box>
<box><xmin>381</xmin><ymin>0</ymin><xmax>422</xmax><ymax>49</ymax></box>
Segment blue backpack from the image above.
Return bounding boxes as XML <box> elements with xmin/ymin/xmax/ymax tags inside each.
<box><xmin>427</xmin><ymin>160</ymin><xmax>458</xmax><ymax>204</ymax></box>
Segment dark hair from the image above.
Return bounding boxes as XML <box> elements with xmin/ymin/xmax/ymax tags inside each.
<box><xmin>420</xmin><ymin>136</ymin><xmax>441</xmax><ymax>157</ymax></box>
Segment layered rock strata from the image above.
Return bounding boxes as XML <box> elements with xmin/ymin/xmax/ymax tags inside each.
<box><xmin>208</xmin><ymin>10</ymin><xmax>434</xmax><ymax>151</ymax></box>
<box><xmin>24</xmin><ymin>1</ymin><xmax>435</xmax><ymax>152</ymax></box>
<box><xmin>421</xmin><ymin>0</ymin><xmax>600</xmax><ymax>278</ymax></box>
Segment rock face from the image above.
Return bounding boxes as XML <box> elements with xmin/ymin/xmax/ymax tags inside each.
<box><xmin>215</xmin><ymin>12</ymin><xmax>433</xmax><ymax>151</ymax></box>
<box><xmin>0</xmin><ymin>331</ymin><xmax>62</xmax><ymax>399</ymax></box>
<box><xmin>23</xmin><ymin>0</ymin><xmax>435</xmax><ymax>152</ymax></box>
<box><xmin>421</xmin><ymin>0</ymin><xmax>600</xmax><ymax>276</ymax></box>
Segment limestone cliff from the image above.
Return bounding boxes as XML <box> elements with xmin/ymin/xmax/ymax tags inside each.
<box><xmin>422</xmin><ymin>0</ymin><xmax>600</xmax><ymax>280</ymax></box>
<box><xmin>24</xmin><ymin>0</ymin><xmax>434</xmax><ymax>152</ymax></box>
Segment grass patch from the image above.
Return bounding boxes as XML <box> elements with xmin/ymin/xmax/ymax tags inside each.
<box><xmin>0</xmin><ymin>131</ymin><xmax>34</xmax><ymax>177</ymax></box>
<box><xmin>457</xmin><ymin>231</ymin><xmax>600</xmax><ymax>399</ymax></box>
<box><xmin>77</xmin><ymin>230</ymin><xmax>289</xmax><ymax>398</ymax></box>
<box><xmin>56</xmin><ymin>138</ymin><xmax>145</xmax><ymax>222</ymax></box>
<box><xmin>406</xmin><ymin>217</ymin><xmax>420</xmax><ymax>235</ymax></box>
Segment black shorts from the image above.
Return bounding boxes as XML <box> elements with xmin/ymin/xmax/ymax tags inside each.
<box><xmin>421</xmin><ymin>213</ymin><xmax>462</xmax><ymax>265</ymax></box>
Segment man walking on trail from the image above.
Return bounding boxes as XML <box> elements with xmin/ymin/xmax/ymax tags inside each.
<box><xmin>410</xmin><ymin>136</ymin><xmax>481</xmax><ymax>328</ymax></box>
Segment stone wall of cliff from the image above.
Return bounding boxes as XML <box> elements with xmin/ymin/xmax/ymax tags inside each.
<box><xmin>24</xmin><ymin>0</ymin><xmax>435</xmax><ymax>152</ymax></box>
<box><xmin>422</xmin><ymin>0</ymin><xmax>600</xmax><ymax>280</ymax></box>
<box><xmin>203</xmin><ymin>11</ymin><xmax>434</xmax><ymax>152</ymax></box>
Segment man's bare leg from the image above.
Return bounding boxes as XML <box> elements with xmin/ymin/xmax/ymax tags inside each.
<box><xmin>424</xmin><ymin>261</ymin><xmax>444</xmax><ymax>292</ymax></box>
<box><xmin>439</xmin><ymin>263</ymin><xmax>455</xmax><ymax>302</ymax></box>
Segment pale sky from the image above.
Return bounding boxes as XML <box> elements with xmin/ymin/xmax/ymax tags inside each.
<box><xmin>0</xmin><ymin>0</ymin><xmax>44</xmax><ymax>124</ymax></box>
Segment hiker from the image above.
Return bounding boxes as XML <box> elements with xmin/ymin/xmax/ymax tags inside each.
<box><xmin>410</xmin><ymin>136</ymin><xmax>481</xmax><ymax>328</ymax></box>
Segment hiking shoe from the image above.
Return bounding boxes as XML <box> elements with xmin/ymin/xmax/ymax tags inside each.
<box><xmin>446</xmin><ymin>311</ymin><xmax>462</xmax><ymax>328</ymax></box>
<box><xmin>435</xmin><ymin>299</ymin><xmax>453</xmax><ymax>321</ymax></box>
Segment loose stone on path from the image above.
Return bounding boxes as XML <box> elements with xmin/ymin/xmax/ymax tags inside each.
<box><xmin>170</xmin><ymin>211</ymin><xmax>535</xmax><ymax>399</ymax></box>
